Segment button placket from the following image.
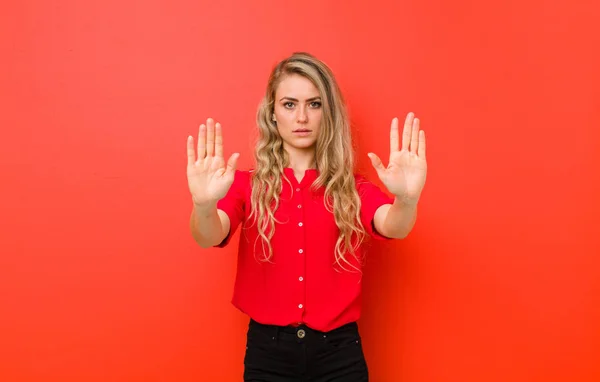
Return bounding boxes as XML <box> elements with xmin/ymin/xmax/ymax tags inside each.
<box><xmin>296</xmin><ymin>184</ymin><xmax>306</xmax><ymax>316</ymax></box>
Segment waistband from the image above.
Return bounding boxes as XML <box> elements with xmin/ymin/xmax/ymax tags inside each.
<box><xmin>249</xmin><ymin>318</ymin><xmax>358</xmax><ymax>335</ymax></box>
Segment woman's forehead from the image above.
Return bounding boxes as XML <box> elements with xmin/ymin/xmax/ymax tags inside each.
<box><xmin>276</xmin><ymin>74</ymin><xmax>320</xmax><ymax>99</ymax></box>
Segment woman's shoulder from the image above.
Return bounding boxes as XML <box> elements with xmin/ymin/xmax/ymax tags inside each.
<box><xmin>352</xmin><ymin>171</ymin><xmax>371</xmax><ymax>185</ymax></box>
<box><xmin>233</xmin><ymin>168</ymin><xmax>253</xmax><ymax>180</ymax></box>
<box><xmin>352</xmin><ymin>171</ymin><xmax>389</xmax><ymax>194</ymax></box>
<box><xmin>235</xmin><ymin>168</ymin><xmax>374</xmax><ymax>185</ymax></box>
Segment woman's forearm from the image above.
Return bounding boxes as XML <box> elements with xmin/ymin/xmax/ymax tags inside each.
<box><xmin>189</xmin><ymin>202</ymin><xmax>228</xmax><ymax>248</ymax></box>
<box><xmin>381</xmin><ymin>198</ymin><xmax>418</xmax><ymax>239</ymax></box>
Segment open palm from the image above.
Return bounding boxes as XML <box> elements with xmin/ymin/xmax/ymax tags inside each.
<box><xmin>186</xmin><ymin>118</ymin><xmax>239</xmax><ymax>206</ymax></box>
<box><xmin>368</xmin><ymin>113</ymin><xmax>427</xmax><ymax>205</ymax></box>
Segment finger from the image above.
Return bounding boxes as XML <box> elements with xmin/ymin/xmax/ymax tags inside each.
<box><xmin>390</xmin><ymin>118</ymin><xmax>399</xmax><ymax>153</ymax></box>
<box><xmin>206</xmin><ymin>118</ymin><xmax>215</xmax><ymax>157</ymax></box>
<box><xmin>215</xmin><ymin>122</ymin><xmax>223</xmax><ymax>158</ymax></box>
<box><xmin>410</xmin><ymin>118</ymin><xmax>420</xmax><ymax>154</ymax></box>
<box><xmin>401</xmin><ymin>112</ymin><xmax>414</xmax><ymax>151</ymax></box>
<box><xmin>418</xmin><ymin>130</ymin><xmax>426</xmax><ymax>159</ymax></box>
<box><xmin>226</xmin><ymin>153</ymin><xmax>240</xmax><ymax>175</ymax></box>
<box><xmin>367</xmin><ymin>153</ymin><xmax>386</xmax><ymax>175</ymax></box>
<box><xmin>197</xmin><ymin>124</ymin><xmax>206</xmax><ymax>161</ymax></box>
<box><xmin>187</xmin><ymin>135</ymin><xmax>195</xmax><ymax>166</ymax></box>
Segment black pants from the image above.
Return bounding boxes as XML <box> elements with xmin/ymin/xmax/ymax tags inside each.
<box><xmin>243</xmin><ymin>319</ymin><xmax>369</xmax><ymax>381</ymax></box>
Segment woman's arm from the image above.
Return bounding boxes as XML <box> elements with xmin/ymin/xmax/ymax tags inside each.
<box><xmin>373</xmin><ymin>200</ymin><xmax>417</xmax><ymax>240</ymax></box>
<box><xmin>189</xmin><ymin>203</ymin><xmax>231</xmax><ymax>248</ymax></box>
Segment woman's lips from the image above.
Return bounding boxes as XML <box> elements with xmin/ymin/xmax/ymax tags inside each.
<box><xmin>293</xmin><ymin>130</ymin><xmax>312</xmax><ymax>136</ymax></box>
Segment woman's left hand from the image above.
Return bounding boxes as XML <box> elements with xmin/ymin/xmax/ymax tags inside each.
<box><xmin>367</xmin><ymin>112</ymin><xmax>428</xmax><ymax>206</ymax></box>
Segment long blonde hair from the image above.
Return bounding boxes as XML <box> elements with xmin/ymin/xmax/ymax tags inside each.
<box><xmin>248</xmin><ymin>52</ymin><xmax>367</xmax><ymax>272</ymax></box>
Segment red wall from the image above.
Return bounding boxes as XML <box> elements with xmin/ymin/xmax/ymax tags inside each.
<box><xmin>1</xmin><ymin>1</ymin><xmax>599</xmax><ymax>381</ymax></box>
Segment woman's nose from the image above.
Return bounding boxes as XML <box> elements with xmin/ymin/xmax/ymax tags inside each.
<box><xmin>297</xmin><ymin>106</ymin><xmax>308</xmax><ymax>123</ymax></box>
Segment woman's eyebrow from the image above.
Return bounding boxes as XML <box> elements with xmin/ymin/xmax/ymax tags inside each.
<box><xmin>279</xmin><ymin>96</ymin><xmax>322</xmax><ymax>102</ymax></box>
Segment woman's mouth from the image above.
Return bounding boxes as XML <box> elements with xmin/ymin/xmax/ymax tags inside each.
<box><xmin>293</xmin><ymin>129</ymin><xmax>312</xmax><ymax>136</ymax></box>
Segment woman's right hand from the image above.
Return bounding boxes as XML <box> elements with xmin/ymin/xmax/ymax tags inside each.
<box><xmin>187</xmin><ymin>118</ymin><xmax>239</xmax><ymax>207</ymax></box>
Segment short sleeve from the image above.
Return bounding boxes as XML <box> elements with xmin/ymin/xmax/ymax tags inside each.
<box><xmin>214</xmin><ymin>170</ymin><xmax>250</xmax><ymax>247</ymax></box>
<box><xmin>355</xmin><ymin>174</ymin><xmax>395</xmax><ymax>240</ymax></box>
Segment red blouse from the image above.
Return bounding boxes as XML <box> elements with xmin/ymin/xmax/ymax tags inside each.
<box><xmin>216</xmin><ymin>168</ymin><xmax>393</xmax><ymax>332</ymax></box>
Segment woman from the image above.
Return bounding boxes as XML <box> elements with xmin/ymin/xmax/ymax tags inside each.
<box><xmin>186</xmin><ymin>52</ymin><xmax>427</xmax><ymax>381</ymax></box>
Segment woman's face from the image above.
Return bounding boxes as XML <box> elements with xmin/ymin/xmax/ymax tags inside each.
<box><xmin>273</xmin><ymin>74</ymin><xmax>323</xmax><ymax>156</ymax></box>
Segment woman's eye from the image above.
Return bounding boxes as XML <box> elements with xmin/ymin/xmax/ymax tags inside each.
<box><xmin>284</xmin><ymin>102</ymin><xmax>295</xmax><ymax>108</ymax></box>
<box><xmin>310</xmin><ymin>102</ymin><xmax>322</xmax><ymax>108</ymax></box>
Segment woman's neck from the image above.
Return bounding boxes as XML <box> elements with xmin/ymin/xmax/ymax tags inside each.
<box><xmin>285</xmin><ymin>147</ymin><xmax>316</xmax><ymax>173</ymax></box>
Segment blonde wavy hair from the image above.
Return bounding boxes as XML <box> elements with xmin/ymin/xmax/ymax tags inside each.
<box><xmin>248</xmin><ymin>52</ymin><xmax>367</xmax><ymax>272</ymax></box>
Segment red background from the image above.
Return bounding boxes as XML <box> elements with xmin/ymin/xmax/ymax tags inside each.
<box><xmin>1</xmin><ymin>1</ymin><xmax>599</xmax><ymax>381</ymax></box>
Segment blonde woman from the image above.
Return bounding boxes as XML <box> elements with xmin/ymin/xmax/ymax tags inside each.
<box><xmin>187</xmin><ymin>52</ymin><xmax>427</xmax><ymax>381</ymax></box>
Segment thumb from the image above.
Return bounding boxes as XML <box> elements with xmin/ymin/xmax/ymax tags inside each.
<box><xmin>226</xmin><ymin>153</ymin><xmax>240</xmax><ymax>175</ymax></box>
<box><xmin>367</xmin><ymin>153</ymin><xmax>385</xmax><ymax>175</ymax></box>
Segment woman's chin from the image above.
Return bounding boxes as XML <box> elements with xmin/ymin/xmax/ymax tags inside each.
<box><xmin>283</xmin><ymin>141</ymin><xmax>317</xmax><ymax>152</ymax></box>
